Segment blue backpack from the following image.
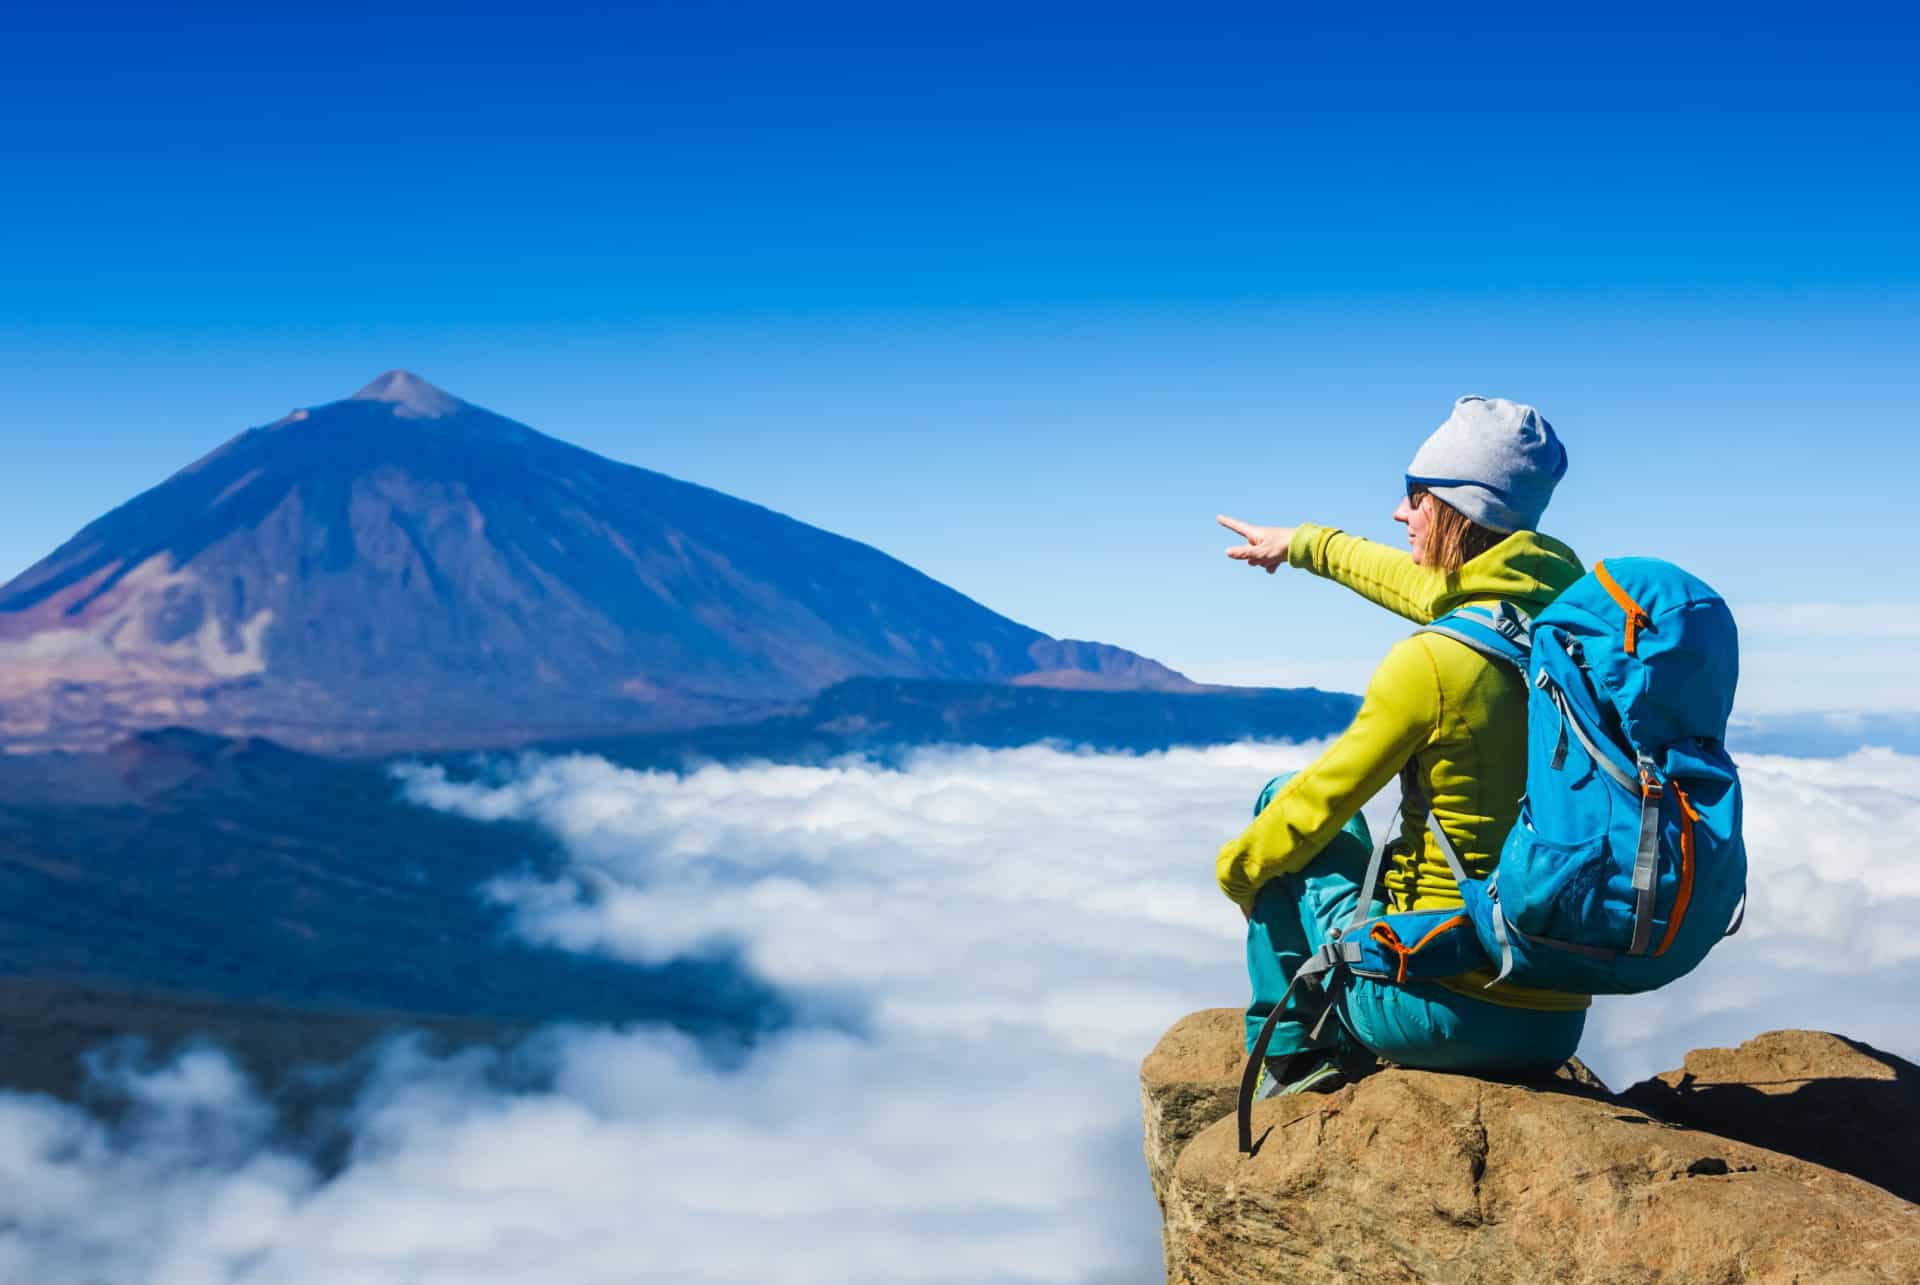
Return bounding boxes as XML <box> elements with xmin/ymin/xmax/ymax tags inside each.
<box><xmin>1237</xmin><ymin>558</ymin><xmax>1747</xmax><ymax>1151</ymax></box>
<box><xmin>1414</xmin><ymin>557</ymin><xmax>1746</xmax><ymax>991</ymax></box>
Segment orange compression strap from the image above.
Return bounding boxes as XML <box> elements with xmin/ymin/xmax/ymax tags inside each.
<box><xmin>1370</xmin><ymin>915</ymin><xmax>1468</xmax><ymax>984</ymax></box>
<box><xmin>1410</xmin><ymin>913</ymin><xmax>1468</xmax><ymax>954</ymax></box>
<box><xmin>1654</xmin><ymin>783</ymin><xmax>1700</xmax><ymax>957</ymax></box>
<box><xmin>1369</xmin><ymin>923</ymin><xmax>1412</xmax><ymax>984</ymax></box>
<box><xmin>1593</xmin><ymin>560</ymin><xmax>1652</xmax><ymax>655</ymax></box>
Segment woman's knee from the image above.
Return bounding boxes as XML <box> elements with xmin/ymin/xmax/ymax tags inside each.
<box><xmin>1253</xmin><ymin>771</ymin><xmax>1295</xmax><ymax>818</ymax></box>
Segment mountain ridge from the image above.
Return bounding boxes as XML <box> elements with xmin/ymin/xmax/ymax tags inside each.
<box><xmin>0</xmin><ymin>372</ymin><xmax>1194</xmax><ymax>753</ymax></box>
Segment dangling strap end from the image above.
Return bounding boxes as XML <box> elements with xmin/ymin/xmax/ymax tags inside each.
<box><xmin>1484</xmin><ymin>879</ymin><xmax>1519</xmax><ymax>987</ymax></box>
<box><xmin>1307</xmin><ymin>982</ymin><xmax>1343</xmax><ymax>1043</ymax></box>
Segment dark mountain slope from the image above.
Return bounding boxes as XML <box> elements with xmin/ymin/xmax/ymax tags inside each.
<box><xmin>0</xmin><ymin>727</ymin><xmax>783</xmax><ymax>1029</ymax></box>
<box><xmin>0</xmin><ymin>681</ymin><xmax>1351</xmax><ymax>1019</ymax></box>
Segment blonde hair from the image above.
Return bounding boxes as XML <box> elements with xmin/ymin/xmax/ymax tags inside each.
<box><xmin>1410</xmin><ymin>486</ymin><xmax>1505</xmax><ymax>573</ymax></box>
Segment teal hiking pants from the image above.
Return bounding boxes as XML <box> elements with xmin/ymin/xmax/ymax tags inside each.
<box><xmin>1243</xmin><ymin>774</ymin><xmax>1584</xmax><ymax>1072</ymax></box>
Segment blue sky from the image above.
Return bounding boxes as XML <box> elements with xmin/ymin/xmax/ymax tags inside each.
<box><xmin>3</xmin><ymin>1</ymin><xmax>1916</xmax><ymax>711</ymax></box>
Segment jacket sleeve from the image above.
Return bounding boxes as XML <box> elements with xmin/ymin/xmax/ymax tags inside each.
<box><xmin>1288</xmin><ymin>522</ymin><xmax>1454</xmax><ymax>624</ymax></box>
<box><xmin>1216</xmin><ymin>637</ymin><xmax>1439</xmax><ymax>909</ymax></box>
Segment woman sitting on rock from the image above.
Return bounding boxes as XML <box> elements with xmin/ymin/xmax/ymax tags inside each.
<box><xmin>1216</xmin><ymin>395</ymin><xmax>1587</xmax><ymax>1097</ymax></box>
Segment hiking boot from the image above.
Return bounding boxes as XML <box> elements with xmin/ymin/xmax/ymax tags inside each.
<box><xmin>1276</xmin><ymin>1054</ymin><xmax>1345</xmax><ymax>1095</ymax></box>
<box><xmin>1253</xmin><ymin>1051</ymin><xmax>1345</xmax><ymax>1100</ymax></box>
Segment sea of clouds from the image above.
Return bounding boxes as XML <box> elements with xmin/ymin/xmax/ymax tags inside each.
<box><xmin>1</xmin><ymin>740</ymin><xmax>1916</xmax><ymax>1283</ymax></box>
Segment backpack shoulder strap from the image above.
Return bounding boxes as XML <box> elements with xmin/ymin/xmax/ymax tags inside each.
<box><xmin>1398</xmin><ymin>764</ymin><xmax>1474</xmax><ymax>889</ymax></box>
<box><xmin>1405</xmin><ymin>603</ymin><xmax>1529</xmax><ymax>978</ymax></box>
<box><xmin>1403</xmin><ymin>601</ymin><xmax>1528</xmax><ymax>881</ymax></box>
<box><xmin>1414</xmin><ymin>601</ymin><xmax>1532</xmax><ymax>677</ymax></box>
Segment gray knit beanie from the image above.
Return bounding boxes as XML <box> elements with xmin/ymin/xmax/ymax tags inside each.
<box><xmin>1405</xmin><ymin>395</ymin><xmax>1567</xmax><ymax>533</ymax></box>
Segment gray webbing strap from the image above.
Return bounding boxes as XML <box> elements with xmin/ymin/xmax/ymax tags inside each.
<box><xmin>1240</xmin><ymin>792</ymin><xmax>1398</xmax><ymax>1155</ymax></box>
<box><xmin>1628</xmin><ymin>752</ymin><xmax>1661</xmax><ymax>956</ymax></box>
<box><xmin>1347</xmin><ymin>836</ymin><xmax>1392</xmax><ymax>934</ymax></box>
<box><xmin>1484</xmin><ymin>874</ymin><xmax>1517</xmax><ymax>984</ymax></box>
<box><xmin>1453</xmin><ymin>600</ymin><xmax>1535</xmax><ymax>642</ymax></box>
<box><xmin>1424</xmin><ymin>809</ymin><xmax>1474</xmax><ymax>888</ymax></box>
<box><xmin>1405</xmin><ymin>752</ymin><xmax>1477</xmax><ymax>911</ymax></box>
<box><xmin>1488</xmin><ymin>599</ymin><xmax>1535</xmax><ymax>639</ymax></box>
<box><xmin>1545</xmin><ymin>682</ymin><xmax>1638</xmax><ymax>792</ymax></box>
<box><xmin>1538</xmin><ymin>668</ymin><xmax>1670</xmax><ymax>959</ymax></box>
<box><xmin>1415</xmin><ymin>607</ymin><xmax>1524</xmax><ymax>955</ymax></box>
<box><xmin>1413</xmin><ymin>755</ymin><xmax>1522</xmax><ymax>985</ymax></box>
<box><xmin>1407</xmin><ymin>767</ymin><xmax>1498</xmax><ymax>963</ymax></box>
<box><xmin>1415</xmin><ymin>602</ymin><xmax>1531</xmax><ymax>675</ymax></box>
<box><xmin>1418</xmin><ymin>624</ymin><xmax>1525</xmax><ymax>675</ymax></box>
<box><xmin>1237</xmin><ymin>939</ymin><xmax>1353</xmax><ymax>1154</ymax></box>
<box><xmin>1307</xmin><ymin>992</ymin><xmax>1341</xmax><ymax>1043</ymax></box>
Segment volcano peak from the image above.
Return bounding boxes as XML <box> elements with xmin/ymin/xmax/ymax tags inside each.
<box><xmin>350</xmin><ymin>370</ymin><xmax>462</xmax><ymax>419</ymax></box>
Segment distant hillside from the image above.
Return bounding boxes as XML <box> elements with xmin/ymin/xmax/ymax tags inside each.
<box><xmin>521</xmin><ymin>676</ymin><xmax>1362</xmax><ymax>769</ymax></box>
<box><xmin>0</xmin><ymin>727</ymin><xmax>785</xmax><ymax>1031</ymax></box>
<box><xmin>0</xmin><ymin>976</ymin><xmax>527</xmax><ymax>1119</ymax></box>
<box><xmin>0</xmin><ymin>371</ymin><xmax>1190</xmax><ymax>754</ymax></box>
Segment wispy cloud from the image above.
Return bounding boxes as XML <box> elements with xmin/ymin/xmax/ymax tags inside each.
<box><xmin>1737</xmin><ymin>601</ymin><xmax>1920</xmax><ymax>642</ymax></box>
<box><xmin>1581</xmin><ymin>747</ymin><xmax>1920</xmax><ymax>1075</ymax></box>
<box><xmin>1729</xmin><ymin>600</ymin><xmax>1920</xmax><ymax>713</ymax></box>
<box><xmin>0</xmin><ymin>741</ymin><xmax>1915</xmax><ymax>1282</ymax></box>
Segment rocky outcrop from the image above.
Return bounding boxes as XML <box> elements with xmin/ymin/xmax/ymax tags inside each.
<box><xmin>1621</xmin><ymin>1028</ymin><xmax>1920</xmax><ymax>1206</ymax></box>
<box><xmin>1141</xmin><ymin>1009</ymin><xmax>1251</xmax><ymax>1206</ymax></box>
<box><xmin>1141</xmin><ymin>1015</ymin><xmax>1920</xmax><ymax>1283</ymax></box>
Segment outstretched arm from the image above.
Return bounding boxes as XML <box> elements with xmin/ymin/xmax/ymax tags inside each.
<box><xmin>1287</xmin><ymin>523</ymin><xmax>1454</xmax><ymax>624</ymax></box>
<box><xmin>1219</xmin><ymin>515</ymin><xmax>1451</xmax><ymax>622</ymax></box>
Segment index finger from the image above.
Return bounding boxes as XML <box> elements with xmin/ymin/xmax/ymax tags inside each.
<box><xmin>1216</xmin><ymin>514</ymin><xmax>1255</xmax><ymax>540</ymax></box>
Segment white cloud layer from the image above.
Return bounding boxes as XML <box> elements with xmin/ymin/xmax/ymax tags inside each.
<box><xmin>1582</xmin><ymin>747</ymin><xmax>1920</xmax><ymax>1076</ymax></box>
<box><xmin>1</xmin><ymin>741</ymin><xmax>1916</xmax><ymax>1283</ymax></box>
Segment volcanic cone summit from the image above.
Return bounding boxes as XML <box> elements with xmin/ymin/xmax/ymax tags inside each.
<box><xmin>0</xmin><ymin>374</ymin><xmax>1191</xmax><ymax>752</ymax></box>
<box><xmin>349</xmin><ymin>369</ymin><xmax>463</xmax><ymax>419</ymax></box>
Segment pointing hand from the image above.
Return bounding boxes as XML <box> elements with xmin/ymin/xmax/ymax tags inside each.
<box><xmin>1217</xmin><ymin>515</ymin><xmax>1294</xmax><ymax>574</ymax></box>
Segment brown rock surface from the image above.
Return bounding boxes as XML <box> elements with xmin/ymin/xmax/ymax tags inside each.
<box><xmin>1622</xmin><ymin>1029</ymin><xmax>1920</xmax><ymax>1204</ymax></box>
<box><xmin>1140</xmin><ymin>1008</ymin><xmax>1247</xmax><ymax>1207</ymax></box>
<box><xmin>1143</xmin><ymin>1013</ymin><xmax>1920</xmax><ymax>1283</ymax></box>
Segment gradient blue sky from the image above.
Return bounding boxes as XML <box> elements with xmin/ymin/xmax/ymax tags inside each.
<box><xmin>4</xmin><ymin>1</ymin><xmax>1916</xmax><ymax>711</ymax></box>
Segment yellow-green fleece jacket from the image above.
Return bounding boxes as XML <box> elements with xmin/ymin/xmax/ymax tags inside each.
<box><xmin>1216</xmin><ymin>521</ymin><xmax>1590</xmax><ymax>1012</ymax></box>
